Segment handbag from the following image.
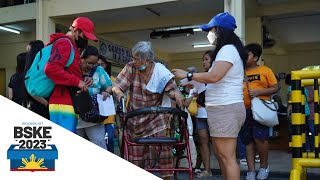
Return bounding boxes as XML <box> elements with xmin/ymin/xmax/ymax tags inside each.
<box><xmin>69</xmin><ymin>88</ymin><xmax>92</xmax><ymax>114</ymax></box>
<box><xmin>79</xmin><ymin>94</ymin><xmax>108</xmax><ymax>123</ymax></box>
<box><xmin>251</xmin><ymin>97</ymin><xmax>279</xmax><ymax>127</ymax></box>
<box><xmin>78</xmin><ymin>66</ymin><xmax>107</xmax><ymax>123</ymax></box>
<box><xmin>69</xmin><ymin>66</ymin><xmax>98</xmax><ymax>114</ymax></box>
<box><xmin>245</xmin><ymin>74</ymin><xmax>279</xmax><ymax>127</ymax></box>
<box><xmin>187</xmin><ymin>98</ymin><xmax>198</xmax><ymax>116</ymax></box>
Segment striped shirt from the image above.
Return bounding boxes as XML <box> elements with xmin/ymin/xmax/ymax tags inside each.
<box><xmin>115</xmin><ymin>62</ymin><xmax>177</xmax><ymax>138</ymax></box>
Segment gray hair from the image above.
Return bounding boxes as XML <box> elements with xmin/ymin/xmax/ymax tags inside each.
<box><xmin>132</xmin><ymin>41</ymin><xmax>154</xmax><ymax>61</ymax></box>
<box><xmin>187</xmin><ymin>67</ymin><xmax>199</xmax><ymax>73</ymax></box>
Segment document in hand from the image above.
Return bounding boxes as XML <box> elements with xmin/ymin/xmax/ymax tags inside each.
<box><xmin>180</xmin><ymin>78</ymin><xmax>206</xmax><ymax>94</ymax></box>
<box><xmin>97</xmin><ymin>94</ymin><xmax>116</xmax><ymax>116</ymax></box>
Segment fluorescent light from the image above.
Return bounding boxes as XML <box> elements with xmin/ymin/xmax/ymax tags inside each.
<box><xmin>192</xmin><ymin>44</ymin><xmax>213</xmax><ymax>48</ymax></box>
<box><xmin>0</xmin><ymin>26</ymin><xmax>20</xmax><ymax>34</ymax></box>
<box><xmin>193</xmin><ymin>28</ymin><xmax>202</xmax><ymax>32</ymax></box>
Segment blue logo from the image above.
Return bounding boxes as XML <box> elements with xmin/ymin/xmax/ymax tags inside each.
<box><xmin>7</xmin><ymin>122</ymin><xmax>58</xmax><ymax>171</ymax></box>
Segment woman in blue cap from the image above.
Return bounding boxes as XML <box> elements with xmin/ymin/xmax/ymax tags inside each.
<box><xmin>172</xmin><ymin>12</ymin><xmax>247</xmax><ymax>180</ymax></box>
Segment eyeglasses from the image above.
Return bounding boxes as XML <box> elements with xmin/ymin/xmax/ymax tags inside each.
<box><xmin>132</xmin><ymin>56</ymin><xmax>141</xmax><ymax>62</ymax></box>
<box><xmin>98</xmin><ymin>62</ymin><xmax>106</xmax><ymax>66</ymax></box>
<box><xmin>86</xmin><ymin>62</ymin><xmax>97</xmax><ymax>68</ymax></box>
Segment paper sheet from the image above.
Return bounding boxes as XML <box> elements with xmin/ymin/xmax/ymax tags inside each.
<box><xmin>97</xmin><ymin>94</ymin><xmax>116</xmax><ymax>116</ymax></box>
<box><xmin>194</xmin><ymin>82</ymin><xmax>206</xmax><ymax>94</ymax></box>
<box><xmin>180</xmin><ymin>79</ymin><xmax>206</xmax><ymax>94</ymax></box>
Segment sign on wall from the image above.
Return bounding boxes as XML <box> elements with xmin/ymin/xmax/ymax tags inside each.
<box><xmin>99</xmin><ymin>39</ymin><xmax>132</xmax><ymax>65</ymax></box>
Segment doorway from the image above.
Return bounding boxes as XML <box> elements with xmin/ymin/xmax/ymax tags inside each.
<box><xmin>0</xmin><ymin>69</ymin><xmax>6</xmax><ymax>96</ymax></box>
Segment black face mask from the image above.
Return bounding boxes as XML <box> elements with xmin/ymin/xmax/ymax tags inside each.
<box><xmin>75</xmin><ymin>36</ymin><xmax>88</xmax><ymax>49</ymax></box>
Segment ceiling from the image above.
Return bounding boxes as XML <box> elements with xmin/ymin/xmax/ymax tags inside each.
<box><xmin>266</xmin><ymin>13</ymin><xmax>320</xmax><ymax>44</ymax></box>
<box><xmin>0</xmin><ymin>20</ymin><xmax>35</xmax><ymax>35</ymax></box>
<box><xmin>117</xmin><ymin>29</ymin><xmax>211</xmax><ymax>53</ymax></box>
<box><xmin>0</xmin><ymin>0</ymin><xmax>319</xmax><ymax>54</ymax></box>
<box><xmin>70</xmin><ymin>0</ymin><xmax>223</xmax><ymax>23</ymax></box>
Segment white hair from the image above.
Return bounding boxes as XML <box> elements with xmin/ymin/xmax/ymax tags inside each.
<box><xmin>132</xmin><ymin>41</ymin><xmax>154</xmax><ymax>61</ymax></box>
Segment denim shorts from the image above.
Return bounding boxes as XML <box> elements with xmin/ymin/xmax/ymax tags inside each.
<box><xmin>195</xmin><ymin>118</ymin><xmax>208</xmax><ymax>130</ymax></box>
<box><xmin>239</xmin><ymin>109</ymin><xmax>269</xmax><ymax>145</ymax></box>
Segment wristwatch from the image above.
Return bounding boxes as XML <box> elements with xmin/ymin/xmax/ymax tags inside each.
<box><xmin>187</xmin><ymin>72</ymin><xmax>193</xmax><ymax>81</ymax></box>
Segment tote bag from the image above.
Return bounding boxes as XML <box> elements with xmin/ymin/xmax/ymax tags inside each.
<box><xmin>251</xmin><ymin>97</ymin><xmax>279</xmax><ymax>127</ymax></box>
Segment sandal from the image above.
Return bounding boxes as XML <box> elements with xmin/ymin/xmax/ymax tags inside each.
<box><xmin>196</xmin><ymin>170</ymin><xmax>212</xmax><ymax>178</ymax></box>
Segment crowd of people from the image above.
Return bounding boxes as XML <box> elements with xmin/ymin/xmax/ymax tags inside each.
<box><xmin>6</xmin><ymin>12</ymin><xmax>318</xmax><ymax>180</ymax></box>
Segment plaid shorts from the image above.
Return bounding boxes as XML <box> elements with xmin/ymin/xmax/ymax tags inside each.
<box><xmin>239</xmin><ymin>109</ymin><xmax>269</xmax><ymax>145</ymax></box>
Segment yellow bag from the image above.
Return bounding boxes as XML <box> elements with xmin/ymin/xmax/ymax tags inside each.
<box><xmin>187</xmin><ymin>98</ymin><xmax>198</xmax><ymax>116</ymax></box>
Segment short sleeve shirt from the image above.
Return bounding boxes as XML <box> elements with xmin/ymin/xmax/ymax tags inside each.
<box><xmin>114</xmin><ymin>62</ymin><xmax>177</xmax><ymax>138</ymax></box>
<box><xmin>206</xmin><ymin>45</ymin><xmax>244</xmax><ymax>106</ymax></box>
<box><xmin>243</xmin><ymin>66</ymin><xmax>278</xmax><ymax>108</ymax></box>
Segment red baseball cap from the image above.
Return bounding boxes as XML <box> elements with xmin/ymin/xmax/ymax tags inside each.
<box><xmin>72</xmin><ymin>17</ymin><xmax>98</xmax><ymax>41</ymax></box>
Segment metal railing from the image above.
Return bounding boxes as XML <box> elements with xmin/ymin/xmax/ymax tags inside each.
<box><xmin>290</xmin><ymin>70</ymin><xmax>320</xmax><ymax>180</ymax></box>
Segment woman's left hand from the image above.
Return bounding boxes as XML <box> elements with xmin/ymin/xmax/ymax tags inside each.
<box><xmin>84</xmin><ymin>77</ymin><xmax>94</xmax><ymax>87</ymax></box>
<box><xmin>101</xmin><ymin>91</ymin><xmax>110</xmax><ymax>101</ymax></box>
<box><xmin>171</xmin><ymin>69</ymin><xmax>187</xmax><ymax>79</ymax></box>
<box><xmin>174</xmin><ymin>90</ymin><xmax>185</xmax><ymax>109</ymax></box>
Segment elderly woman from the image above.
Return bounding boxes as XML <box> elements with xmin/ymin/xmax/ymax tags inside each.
<box><xmin>112</xmin><ymin>41</ymin><xmax>184</xmax><ymax>180</ymax></box>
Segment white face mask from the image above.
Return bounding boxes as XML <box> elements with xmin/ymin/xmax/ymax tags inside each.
<box><xmin>207</xmin><ymin>31</ymin><xmax>217</xmax><ymax>45</ymax></box>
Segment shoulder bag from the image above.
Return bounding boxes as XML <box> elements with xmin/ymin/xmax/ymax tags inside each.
<box><xmin>245</xmin><ymin>75</ymin><xmax>279</xmax><ymax>127</ymax></box>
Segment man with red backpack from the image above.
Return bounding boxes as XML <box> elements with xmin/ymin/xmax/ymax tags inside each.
<box><xmin>44</xmin><ymin>17</ymin><xmax>98</xmax><ymax>133</ymax></box>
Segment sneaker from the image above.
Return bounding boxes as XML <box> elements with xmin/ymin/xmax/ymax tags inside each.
<box><xmin>194</xmin><ymin>168</ymin><xmax>201</xmax><ymax>174</ymax></box>
<box><xmin>246</xmin><ymin>171</ymin><xmax>256</xmax><ymax>180</ymax></box>
<box><xmin>255</xmin><ymin>155</ymin><xmax>260</xmax><ymax>163</ymax></box>
<box><xmin>256</xmin><ymin>167</ymin><xmax>269</xmax><ymax>180</ymax></box>
<box><xmin>196</xmin><ymin>170</ymin><xmax>212</xmax><ymax>178</ymax></box>
<box><xmin>240</xmin><ymin>158</ymin><xmax>247</xmax><ymax>165</ymax></box>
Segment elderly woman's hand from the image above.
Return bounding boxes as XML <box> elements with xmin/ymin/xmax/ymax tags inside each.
<box><xmin>101</xmin><ymin>91</ymin><xmax>110</xmax><ymax>101</ymax></box>
<box><xmin>174</xmin><ymin>90</ymin><xmax>185</xmax><ymax>109</ymax></box>
<box><xmin>171</xmin><ymin>69</ymin><xmax>187</xmax><ymax>79</ymax></box>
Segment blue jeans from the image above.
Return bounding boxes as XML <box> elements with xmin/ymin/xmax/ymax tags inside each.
<box><xmin>105</xmin><ymin>124</ymin><xmax>115</xmax><ymax>153</ymax></box>
<box><xmin>306</xmin><ymin>120</ymin><xmax>315</xmax><ymax>151</ymax></box>
<box><xmin>238</xmin><ymin>136</ymin><xmax>246</xmax><ymax>159</ymax></box>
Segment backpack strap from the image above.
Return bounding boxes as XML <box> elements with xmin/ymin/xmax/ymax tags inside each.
<box><xmin>52</xmin><ymin>38</ymin><xmax>75</xmax><ymax>68</ymax></box>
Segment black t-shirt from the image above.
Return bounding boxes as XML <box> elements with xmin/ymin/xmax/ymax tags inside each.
<box><xmin>8</xmin><ymin>73</ymin><xmax>26</xmax><ymax>105</ymax></box>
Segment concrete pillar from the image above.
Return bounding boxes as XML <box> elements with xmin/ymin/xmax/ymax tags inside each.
<box><xmin>36</xmin><ymin>0</ymin><xmax>55</xmax><ymax>43</ymax></box>
<box><xmin>224</xmin><ymin>0</ymin><xmax>245</xmax><ymax>44</ymax></box>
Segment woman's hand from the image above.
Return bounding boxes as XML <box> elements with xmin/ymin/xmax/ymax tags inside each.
<box><xmin>112</xmin><ymin>86</ymin><xmax>124</xmax><ymax>102</ymax></box>
<box><xmin>184</xmin><ymin>97</ymin><xmax>192</xmax><ymax>107</ymax></box>
<box><xmin>171</xmin><ymin>69</ymin><xmax>187</xmax><ymax>79</ymax></box>
<box><xmin>101</xmin><ymin>91</ymin><xmax>110</xmax><ymax>101</ymax></box>
<box><xmin>174</xmin><ymin>90</ymin><xmax>185</xmax><ymax>109</ymax></box>
<box><xmin>84</xmin><ymin>77</ymin><xmax>94</xmax><ymax>87</ymax></box>
<box><xmin>78</xmin><ymin>80</ymin><xmax>88</xmax><ymax>92</ymax></box>
<box><xmin>192</xmin><ymin>91</ymin><xmax>198</xmax><ymax>97</ymax></box>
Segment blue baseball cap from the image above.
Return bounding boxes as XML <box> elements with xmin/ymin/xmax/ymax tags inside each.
<box><xmin>200</xmin><ymin>12</ymin><xmax>237</xmax><ymax>32</ymax></box>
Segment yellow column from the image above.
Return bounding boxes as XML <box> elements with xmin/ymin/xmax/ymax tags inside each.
<box><xmin>36</xmin><ymin>0</ymin><xmax>55</xmax><ymax>43</ymax></box>
<box><xmin>314</xmin><ymin>79</ymin><xmax>320</xmax><ymax>158</ymax></box>
<box><xmin>291</xmin><ymin>71</ymin><xmax>303</xmax><ymax>180</ymax></box>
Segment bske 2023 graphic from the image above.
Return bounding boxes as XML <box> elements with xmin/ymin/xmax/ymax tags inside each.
<box><xmin>7</xmin><ymin>122</ymin><xmax>58</xmax><ymax>171</ymax></box>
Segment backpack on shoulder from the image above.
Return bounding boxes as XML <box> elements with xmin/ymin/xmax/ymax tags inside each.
<box><xmin>25</xmin><ymin>38</ymin><xmax>75</xmax><ymax>97</ymax></box>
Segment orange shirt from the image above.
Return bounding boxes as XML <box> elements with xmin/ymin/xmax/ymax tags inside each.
<box><xmin>243</xmin><ymin>66</ymin><xmax>278</xmax><ymax>108</ymax></box>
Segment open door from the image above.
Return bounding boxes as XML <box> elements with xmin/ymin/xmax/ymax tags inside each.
<box><xmin>0</xmin><ymin>69</ymin><xmax>6</xmax><ymax>96</ymax></box>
